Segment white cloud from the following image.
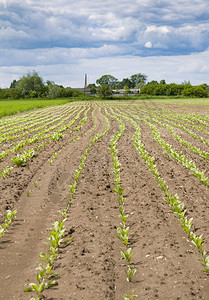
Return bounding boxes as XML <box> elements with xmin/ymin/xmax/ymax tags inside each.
<box><xmin>146</xmin><ymin>25</ymin><xmax>170</xmax><ymax>34</ymax></box>
<box><xmin>1</xmin><ymin>48</ymin><xmax>209</xmax><ymax>88</ymax></box>
<box><xmin>145</xmin><ymin>42</ymin><xmax>152</xmax><ymax>48</ymax></box>
<box><xmin>1</xmin><ymin>0</ymin><xmax>209</xmax><ymax>88</ymax></box>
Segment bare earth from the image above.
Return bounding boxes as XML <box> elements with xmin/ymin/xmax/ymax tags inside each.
<box><xmin>1</xmin><ymin>101</ymin><xmax>209</xmax><ymax>299</ymax></box>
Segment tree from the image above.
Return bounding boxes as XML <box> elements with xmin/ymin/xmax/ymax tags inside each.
<box><xmin>46</xmin><ymin>85</ymin><xmax>62</xmax><ymax>99</ymax></box>
<box><xmin>46</xmin><ymin>80</ymin><xmax>55</xmax><ymax>86</ymax></box>
<box><xmin>87</xmin><ymin>83</ymin><xmax>97</xmax><ymax>94</ymax></box>
<box><xmin>146</xmin><ymin>80</ymin><xmax>159</xmax><ymax>86</ymax></box>
<box><xmin>10</xmin><ymin>80</ymin><xmax>18</xmax><ymax>89</ymax></box>
<box><xmin>160</xmin><ymin>79</ymin><xmax>166</xmax><ymax>85</ymax></box>
<box><xmin>96</xmin><ymin>75</ymin><xmax>118</xmax><ymax>88</ymax></box>
<box><xmin>117</xmin><ymin>78</ymin><xmax>132</xmax><ymax>89</ymax></box>
<box><xmin>182</xmin><ymin>86</ymin><xmax>208</xmax><ymax>98</ymax></box>
<box><xmin>123</xmin><ymin>85</ymin><xmax>130</xmax><ymax>96</ymax></box>
<box><xmin>97</xmin><ymin>84</ymin><xmax>112</xmax><ymax>99</ymax></box>
<box><xmin>130</xmin><ymin>73</ymin><xmax>147</xmax><ymax>88</ymax></box>
<box><xmin>182</xmin><ymin>80</ymin><xmax>191</xmax><ymax>86</ymax></box>
<box><xmin>17</xmin><ymin>71</ymin><xmax>44</xmax><ymax>97</ymax></box>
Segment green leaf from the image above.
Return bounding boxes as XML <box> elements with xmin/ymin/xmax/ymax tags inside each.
<box><xmin>46</xmin><ymin>280</ymin><xmax>59</xmax><ymax>288</ymax></box>
<box><xmin>24</xmin><ymin>287</ymin><xmax>33</xmax><ymax>292</ymax></box>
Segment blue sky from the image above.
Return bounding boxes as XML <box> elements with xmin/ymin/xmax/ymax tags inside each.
<box><xmin>0</xmin><ymin>0</ymin><xmax>209</xmax><ymax>87</ymax></box>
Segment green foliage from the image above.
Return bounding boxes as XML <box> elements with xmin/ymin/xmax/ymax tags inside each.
<box><xmin>97</xmin><ymin>84</ymin><xmax>112</xmax><ymax>99</ymax></box>
<box><xmin>182</xmin><ymin>86</ymin><xmax>208</xmax><ymax>97</ymax></box>
<box><xmin>0</xmin><ymin>166</ymin><xmax>13</xmax><ymax>178</ymax></box>
<box><xmin>46</xmin><ymin>85</ymin><xmax>75</xmax><ymax>99</ymax></box>
<box><xmin>124</xmin><ymin>85</ymin><xmax>130</xmax><ymax>95</ymax></box>
<box><xmin>0</xmin><ymin>99</ymin><xmax>76</xmax><ymax>118</ymax></box>
<box><xmin>0</xmin><ymin>209</ymin><xmax>17</xmax><ymax>238</ymax></box>
<box><xmin>0</xmin><ymin>88</ymin><xmax>22</xmax><ymax>99</ymax></box>
<box><xmin>10</xmin><ymin>79</ymin><xmax>18</xmax><ymax>89</ymax></box>
<box><xmin>87</xmin><ymin>83</ymin><xmax>97</xmax><ymax>94</ymax></box>
<box><xmin>117</xmin><ymin>78</ymin><xmax>132</xmax><ymax>89</ymax></box>
<box><xmin>17</xmin><ymin>71</ymin><xmax>44</xmax><ymax>97</ymax></box>
<box><xmin>11</xmin><ymin>149</ymin><xmax>35</xmax><ymax>166</ymax></box>
<box><xmin>130</xmin><ymin>73</ymin><xmax>147</xmax><ymax>88</ymax></box>
<box><xmin>96</xmin><ymin>74</ymin><xmax>118</xmax><ymax>88</ymax></box>
<box><xmin>140</xmin><ymin>82</ymin><xmax>208</xmax><ymax>98</ymax></box>
<box><xmin>124</xmin><ymin>290</ymin><xmax>138</xmax><ymax>299</ymax></box>
<box><xmin>95</xmin><ymin>73</ymin><xmax>147</xmax><ymax>89</ymax></box>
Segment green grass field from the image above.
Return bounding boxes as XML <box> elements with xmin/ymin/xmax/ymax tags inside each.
<box><xmin>0</xmin><ymin>98</ymin><xmax>77</xmax><ymax>118</ymax></box>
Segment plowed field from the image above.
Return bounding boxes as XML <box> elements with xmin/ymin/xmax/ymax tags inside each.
<box><xmin>1</xmin><ymin>101</ymin><xmax>209</xmax><ymax>299</ymax></box>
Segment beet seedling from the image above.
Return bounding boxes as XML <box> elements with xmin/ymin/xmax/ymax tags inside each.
<box><xmin>117</xmin><ymin>226</ymin><xmax>129</xmax><ymax>245</ymax></box>
<box><xmin>11</xmin><ymin>149</ymin><xmax>35</xmax><ymax>166</ymax></box>
<box><xmin>39</xmin><ymin>252</ymin><xmax>57</xmax><ymax>267</ymax></box>
<box><xmin>27</xmin><ymin>190</ymin><xmax>31</xmax><ymax>197</ymax></box>
<box><xmin>191</xmin><ymin>233</ymin><xmax>203</xmax><ymax>251</ymax></box>
<box><xmin>121</xmin><ymin>248</ymin><xmax>133</xmax><ymax>264</ymax></box>
<box><xmin>126</xmin><ymin>265</ymin><xmax>137</xmax><ymax>282</ymax></box>
<box><xmin>124</xmin><ymin>290</ymin><xmax>138</xmax><ymax>299</ymax></box>
<box><xmin>52</xmin><ymin>152</ymin><xmax>57</xmax><ymax>159</ymax></box>
<box><xmin>0</xmin><ymin>166</ymin><xmax>13</xmax><ymax>178</ymax></box>
<box><xmin>0</xmin><ymin>209</ymin><xmax>17</xmax><ymax>237</ymax></box>
<box><xmin>24</xmin><ymin>278</ymin><xmax>58</xmax><ymax>299</ymax></box>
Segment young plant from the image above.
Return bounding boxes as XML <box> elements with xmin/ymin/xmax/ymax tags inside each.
<box><xmin>126</xmin><ymin>265</ymin><xmax>137</xmax><ymax>282</ymax></box>
<box><xmin>0</xmin><ymin>209</ymin><xmax>17</xmax><ymax>237</ymax></box>
<box><xmin>0</xmin><ymin>166</ymin><xmax>13</xmax><ymax>178</ymax></box>
<box><xmin>24</xmin><ymin>278</ymin><xmax>58</xmax><ymax>299</ymax></box>
<box><xmin>11</xmin><ymin>149</ymin><xmax>35</xmax><ymax>167</ymax></box>
<box><xmin>117</xmin><ymin>226</ymin><xmax>129</xmax><ymax>245</ymax></box>
<box><xmin>124</xmin><ymin>290</ymin><xmax>138</xmax><ymax>299</ymax></box>
<box><xmin>27</xmin><ymin>190</ymin><xmax>31</xmax><ymax>197</ymax></box>
<box><xmin>121</xmin><ymin>248</ymin><xmax>133</xmax><ymax>264</ymax></box>
<box><xmin>52</xmin><ymin>152</ymin><xmax>57</xmax><ymax>159</ymax></box>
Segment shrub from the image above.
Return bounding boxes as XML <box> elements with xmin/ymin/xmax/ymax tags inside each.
<box><xmin>182</xmin><ymin>86</ymin><xmax>208</xmax><ymax>98</ymax></box>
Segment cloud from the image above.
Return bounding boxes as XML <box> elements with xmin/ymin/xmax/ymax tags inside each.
<box><xmin>1</xmin><ymin>0</ymin><xmax>209</xmax><ymax>54</ymax></box>
<box><xmin>145</xmin><ymin>42</ymin><xmax>152</xmax><ymax>48</ymax></box>
<box><xmin>1</xmin><ymin>47</ymin><xmax>209</xmax><ymax>88</ymax></box>
<box><xmin>1</xmin><ymin>1</ymin><xmax>209</xmax><ymax>88</ymax></box>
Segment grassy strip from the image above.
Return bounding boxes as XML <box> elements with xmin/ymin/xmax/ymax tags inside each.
<box><xmin>0</xmin><ymin>99</ymin><xmax>78</xmax><ymax>118</ymax></box>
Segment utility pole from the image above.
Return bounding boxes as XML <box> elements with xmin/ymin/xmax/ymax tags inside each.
<box><xmin>84</xmin><ymin>74</ymin><xmax>87</xmax><ymax>96</ymax></box>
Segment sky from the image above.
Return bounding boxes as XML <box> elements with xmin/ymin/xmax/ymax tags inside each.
<box><xmin>0</xmin><ymin>0</ymin><xmax>209</xmax><ymax>88</ymax></box>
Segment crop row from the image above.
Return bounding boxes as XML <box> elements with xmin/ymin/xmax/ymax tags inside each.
<box><xmin>105</xmin><ymin>107</ymin><xmax>137</xmax><ymax>299</ymax></box>
<box><xmin>0</xmin><ymin>105</ymin><xmax>93</xmax><ymax>238</ymax></box>
<box><xmin>0</xmin><ymin>106</ymin><xmax>89</xmax><ymax>175</ymax></box>
<box><xmin>110</xmin><ymin>105</ymin><xmax>209</xmax><ymax>275</ymax></box>
<box><xmin>24</xmin><ymin>106</ymin><xmax>110</xmax><ymax>299</ymax></box>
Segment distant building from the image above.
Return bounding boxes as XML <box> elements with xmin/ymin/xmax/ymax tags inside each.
<box><xmin>112</xmin><ymin>88</ymin><xmax>140</xmax><ymax>94</ymax></box>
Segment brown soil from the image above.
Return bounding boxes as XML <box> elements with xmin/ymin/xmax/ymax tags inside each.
<box><xmin>0</xmin><ymin>102</ymin><xmax>209</xmax><ymax>300</ymax></box>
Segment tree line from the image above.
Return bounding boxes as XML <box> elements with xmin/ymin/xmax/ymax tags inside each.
<box><xmin>140</xmin><ymin>80</ymin><xmax>208</xmax><ymax>98</ymax></box>
<box><xmin>0</xmin><ymin>71</ymin><xmax>84</xmax><ymax>100</ymax></box>
<box><xmin>0</xmin><ymin>71</ymin><xmax>208</xmax><ymax>100</ymax></box>
<box><xmin>92</xmin><ymin>75</ymin><xmax>208</xmax><ymax>98</ymax></box>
